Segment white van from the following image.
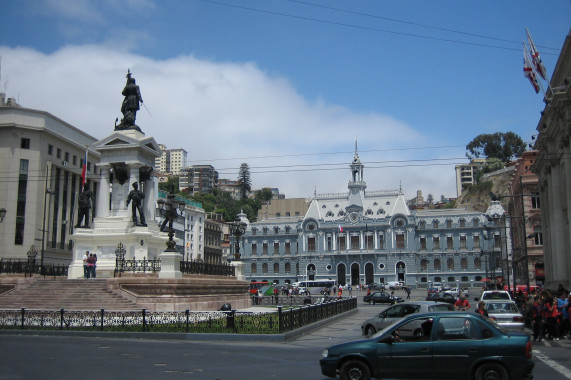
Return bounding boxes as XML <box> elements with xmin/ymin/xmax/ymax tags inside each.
<box><xmin>386</xmin><ymin>281</ymin><xmax>404</xmax><ymax>290</ymax></box>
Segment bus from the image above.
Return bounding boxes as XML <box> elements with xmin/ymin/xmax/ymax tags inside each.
<box><xmin>248</xmin><ymin>281</ymin><xmax>269</xmax><ymax>295</ymax></box>
<box><xmin>292</xmin><ymin>280</ymin><xmax>336</xmax><ymax>295</ymax></box>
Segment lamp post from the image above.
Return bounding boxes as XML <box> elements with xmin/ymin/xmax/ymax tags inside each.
<box><xmin>40</xmin><ymin>188</ymin><xmax>53</xmax><ymax>276</ymax></box>
<box><xmin>157</xmin><ymin>188</ymin><xmax>186</xmax><ymax>252</ymax></box>
<box><xmin>27</xmin><ymin>245</ymin><xmax>38</xmax><ymax>276</ymax></box>
<box><xmin>229</xmin><ymin>219</ymin><xmax>247</xmax><ymax>260</ymax></box>
<box><xmin>0</xmin><ymin>208</ymin><xmax>6</xmax><ymax>222</ymax></box>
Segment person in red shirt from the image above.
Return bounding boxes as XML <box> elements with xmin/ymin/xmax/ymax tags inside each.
<box><xmin>454</xmin><ymin>296</ymin><xmax>471</xmax><ymax>311</ymax></box>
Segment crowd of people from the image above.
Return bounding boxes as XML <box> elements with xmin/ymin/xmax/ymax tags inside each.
<box><xmin>525</xmin><ymin>289</ymin><xmax>571</xmax><ymax>341</ymax></box>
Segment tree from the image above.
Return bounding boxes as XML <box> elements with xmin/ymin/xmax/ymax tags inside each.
<box><xmin>238</xmin><ymin>163</ymin><xmax>252</xmax><ymax>199</ymax></box>
<box><xmin>254</xmin><ymin>188</ymin><xmax>273</xmax><ymax>203</ymax></box>
<box><xmin>466</xmin><ymin>132</ymin><xmax>526</xmax><ymax>163</ymax></box>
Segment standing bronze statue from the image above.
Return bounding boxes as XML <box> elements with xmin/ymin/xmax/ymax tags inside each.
<box><xmin>126</xmin><ymin>182</ymin><xmax>146</xmax><ymax>226</ymax></box>
<box><xmin>116</xmin><ymin>69</ymin><xmax>143</xmax><ymax>132</ymax></box>
<box><xmin>76</xmin><ymin>183</ymin><xmax>95</xmax><ymax>228</ymax></box>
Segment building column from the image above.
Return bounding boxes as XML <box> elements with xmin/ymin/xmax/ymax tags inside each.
<box><xmin>97</xmin><ymin>164</ymin><xmax>111</xmax><ymax>218</ymax></box>
<box><xmin>548</xmin><ymin>164</ymin><xmax>567</xmax><ymax>287</ymax></box>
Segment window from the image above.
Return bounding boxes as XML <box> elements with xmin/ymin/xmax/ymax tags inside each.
<box><xmin>447</xmin><ymin>258</ymin><xmax>454</xmax><ymax>270</ymax></box>
<box><xmin>434</xmin><ymin>259</ymin><xmax>441</xmax><ymax>271</ymax></box>
<box><xmin>433</xmin><ymin>220</ymin><xmax>439</xmax><ymax>228</ymax></box>
<box><xmin>263</xmin><ymin>227</ymin><xmax>268</xmax><ymax>235</ymax></box>
<box><xmin>378</xmin><ymin>234</ymin><xmax>385</xmax><ymax>249</ymax></box>
<box><xmin>273</xmin><ymin>242</ymin><xmax>279</xmax><ymax>255</ymax></box>
<box><xmin>338</xmin><ymin>236</ymin><xmax>346</xmax><ymax>250</ymax></box>
<box><xmin>72</xmin><ymin>155</ymin><xmax>77</xmax><ymax>165</ymax></box>
<box><xmin>459</xmin><ymin>219</ymin><xmax>466</xmax><ymax>228</ymax></box>
<box><xmin>531</xmin><ymin>193</ymin><xmax>541</xmax><ymax>209</ymax></box>
<box><xmin>285</xmin><ymin>262</ymin><xmax>291</xmax><ymax>273</ymax></box>
<box><xmin>263</xmin><ymin>243</ymin><xmax>269</xmax><ymax>255</ymax></box>
<box><xmin>474</xmin><ymin>257</ymin><xmax>481</xmax><ymax>269</ymax></box>
<box><xmin>433</xmin><ymin>236</ymin><xmax>440</xmax><ymax>250</ymax></box>
<box><xmin>436</xmin><ymin>317</ymin><xmax>481</xmax><ymax>340</ymax></box>
<box><xmin>308</xmin><ymin>237</ymin><xmax>316</xmax><ymax>252</ymax></box>
<box><xmin>447</xmin><ymin>236</ymin><xmax>453</xmax><ymax>250</ymax></box>
<box><xmin>396</xmin><ymin>234</ymin><xmax>405</xmax><ymax>249</ymax></box>
<box><xmin>57</xmin><ymin>148</ymin><xmax>61</xmax><ymax>159</ymax></box>
<box><xmin>446</xmin><ymin>219</ymin><xmax>452</xmax><ymax>228</ymax></box>
<box><xmin>473</xmin><ymin>235</ymin><xmax>480</xmax><ymax>249</ymax></box>
<box><xmin>48</xmin><ymin>144</ymin><xmax>53</xmax><ymax>155</ymax></box>
<box><xmin>20</xmin><ymin>138</ymin><xmax>30</xmax><ymax>149</ymax></box>
<box><xmin>473</xmin><ymin>218</ymin><xmax>479</xmax><ymax>227</ymax></box>
<box><xmin>460</xmin><ymin>236</ymin><xmax>466</xmax><ymax>249</ymax></box>
<box><xmin>262</xmin><ymin>263</ymin><xmax>268</xmax><ymax>273</ymax></box>
<box><xmin>460</xmin><ymin>258</ymin><xmax>468</xmax><ymax>270</ymax></box>
<box><xmin>285</xmin><ymin>226</ymin><xmax>291</xmax><ymax>234</ymax></box>
<box><xmin>420</xmin><ymin>237</ymin><xmax>427</xmax><ymax>250</ymax></box>
<box><xmin>350</xmin><ymin>235</ymin><xmax>359</xmax><ymax>249</ymax></box>
<box><xmin>420</xmin><ymin>259</ymin><xmax>428</xmax><ymax>271</ymax></box>
<box><xmin>419</xmin><ymin>220</ymin><xmax>426</xmax><ymax>229</ymax></box>
<box><xmin>533</xmin><ymin>233</ymin><xmax>543</xmax><ymax>245</ymax></box>
<box><xmin>494</xmin><ymin>235</ymin><xmax>501</xmax><ymax>248</ymax></box>
<box><xmin>251</xmin><ymin>243</ymin><xmax>257</xmax><ymax>255</ymax></box>
<box><xmin>327</xmin><ymin>236</ymin><xmax>333</xmax><ymax>251</ymax></box>
<box><xmin>251</xmin><ymin>263</ymin><xmax>257</xmax><ymax>274</ymax></box>
<box><xmin>273</xmin><ymin>263</ymin><xmax>279</xmax><ymax>273</ymax></box>
<box><xmin>285</xmin><ymin>242</ymin><xmax>291</xmax><ymax>254</ymax></box>
<box><xmin>365</xmin><ymin>235</ymin><xmax>373</xmax><ymax>250</ymax></box>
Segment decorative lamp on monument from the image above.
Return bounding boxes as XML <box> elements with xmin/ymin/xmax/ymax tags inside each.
<box><xmin>230</xmin><ymin>220</ymin><xmax>247</xmax><ymax>260</ymax></box>
<box><xmin>157</xmin><ymin>190</ymin><xmax>186</xmax><ymax>252</ymax></box>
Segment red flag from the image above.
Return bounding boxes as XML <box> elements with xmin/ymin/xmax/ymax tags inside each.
<box><xmin>526</xmin><ymin>28</ymin><xmax>547</xmax><ymax>80</ymax></box>
<box><xmin>81</xmin><ymin>147</ymin><xmax>88</xmax><ymax>186</ymax></box>
<box><xmin>523</xmin><ymin>44</ymin><xmax>540</xmax><ymax>94</ymax></box>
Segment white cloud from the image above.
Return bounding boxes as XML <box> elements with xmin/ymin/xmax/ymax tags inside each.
<box><xmin>0</xmin><ymin>44</ymin><xmax>461</xmax><ymax>200</ymax></box>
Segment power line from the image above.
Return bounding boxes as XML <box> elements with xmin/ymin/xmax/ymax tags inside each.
<box><xmin>195</xmin><ymin>0</ymin><xmax>558</xmax><ymax>54</ymax></box>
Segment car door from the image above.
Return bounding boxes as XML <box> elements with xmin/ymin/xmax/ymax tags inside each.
<box><xmin>431</xmin><ymin>316</ymin><xmax>483</xmax><ymax>379</ymax></box>
<box><xmin>375</xmin><ymin>316</ymin><xmax>434</xmax><ymax>379</ymax></box>
<box><xmin>373</xmin><ymin>304</ymin><xmax>404</xmax><ymax>330</ymax></box>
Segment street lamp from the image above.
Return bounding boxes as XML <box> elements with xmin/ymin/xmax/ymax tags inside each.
<box><xmin>157</xmin><ymin>189</ymin><xmax>186</xmax><ymax>252</ymax></box>
<box><xmin>229</xmin><ymin>219</ymin><xmax>247</xmax><ymax>260</ymax></box>
<box><xmin>0</xmin><ymin>208</ymin><xmax>6</xmax><ymax>222</ymax></box>
<box><xmin>27</xmin><ymin>245</ymin><xmax>38</xmax><ymax>277</ymax></box>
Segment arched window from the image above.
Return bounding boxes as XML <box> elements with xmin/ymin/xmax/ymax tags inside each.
<box><xmin>473</xmin><ymin>218</ymin><xmax>479</xmax><ymax>227</ymax></box>
<box><xmin>459</xmin><ymin>219</ymin><xmax>466</xmax><ymax>228</ymax></box>
<box><xmin>251</xmin><ymin>263</ymin><xmax>257</xmax><ymax>274</ymax></box>
<box><xmin>447</xmin><ymin>258</ymin><xmax>454</xmax><ymax>270</ymax></box>
<box><xmin>474</xmin><ymin>257</ymin><xmax>481</xmax><ymax>269</ymax></box>
<box><xmin>419</xmin><ymin>220</ymin><xmax>426</xmax><ymax>229</ymax></box>
<box><xmin>460</xmin><ymin>258</ymin><xmax>468</xmax><ymax>270</ymax></box>
<box><xmin>433</xmin><ymin>220</ymin><xmax>439</xmax><ymax>228</ymax></box>
<box><xmin>434</xmin><ymin>259</ymin><xmax>441</xmax><ymax>271</ymax></box>
<box><xmin>420</xmin><ymin>259</ymin><xmax>428</xmax><ymax>271</ymax></box>
<box><xmin>285</xmin><ymin>262</ymin><xmax>291</xmax><ymax>273</ymax></box>
<box><xmin>274</xmin><ymin>262</ymin><xmax>279</xmax><ymax>273</ymax></box>
<box><xmin>262</xmin><ymin>263</ymin><xmax>268</xmax><ymax>273</ymax></box>
<box><xmin>461</xmin><ymin>276</ymin><xmax>469</xmax><ymax>281</ymax></box>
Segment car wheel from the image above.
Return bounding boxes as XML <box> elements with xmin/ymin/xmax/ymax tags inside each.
<box><xmin>340</xmin><ymin>359</ymin><xmax>371</xmax><ymax>380</ymax></box>
<box><xmin>365</xmin><ymin>325</ymin><xmax>376</xmax><ymax>336</ymax></box>
<box><xmin>369</xmin><ymin>300</ymin><xmax>375</xmax><ymax>305</ymax></box>
<box><xmin>474</xmin><ymin>362</ymin><xmax>508</xmax><ymax>380</ymax></box>
<box><xmin>413</xmin><ymin>328</ymin><xmax>424</xmax><ymax>337</ymax></box>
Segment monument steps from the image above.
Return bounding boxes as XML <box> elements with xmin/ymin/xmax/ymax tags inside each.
<box><xmin>0</xmin><ymin>278</ymin><xmax>142</xmax><ymax>311</ymax></box>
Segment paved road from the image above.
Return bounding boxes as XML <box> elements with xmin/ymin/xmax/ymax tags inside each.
<box><xmin>1</xmin><ymin>288</ymin><xmax>570</xmax><ymax>379</ymax></box>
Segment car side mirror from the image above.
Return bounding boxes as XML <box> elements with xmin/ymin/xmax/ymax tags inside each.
<box><xmin>380</xmin><ymin>335</ymin><xmax>394</xmax><ymax>344</ymax></box>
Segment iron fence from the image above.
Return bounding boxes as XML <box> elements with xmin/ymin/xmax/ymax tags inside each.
<box><xmin>0</xmin><ymin>298</ymin><xmax>356</xmax><ymax>334</ymax></box>
<box><xmin>180</xmin><ymin>260</ymin><xmax>235</xmax><ymax>276</ymax></box>
<box><xmin>0</xmin><ymin>259</ymin><xmax>68</xmax><ymax>278</ymax></box>
<box><xmin>114</xmin><ymin>258</ymin><xmax>161</xmax><ymax>277</ymax></box>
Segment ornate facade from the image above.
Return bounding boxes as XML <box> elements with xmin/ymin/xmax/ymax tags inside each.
<box><xmin>240</xmin><ymin>147</ymin><xmax>501</xmax><ymax>288</ymax></box>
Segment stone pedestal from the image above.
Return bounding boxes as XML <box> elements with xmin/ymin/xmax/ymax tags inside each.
<box><xmin>158</xmin><ymin>251</ymin><xmax>183</xmax><ymax>279</ymax></box>
<box><xmin>231</xmin><ymin>260</ymin><xmax>245</xmax><ymax>281</ymax></box>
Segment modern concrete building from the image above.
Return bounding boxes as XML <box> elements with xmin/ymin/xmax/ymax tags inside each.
<box><xmin>179</xmin><ymin>165</ymin><xmax>218</xmax><ymax>195</ymax></box>
<box><xmin>155</xmin><ymin>144</ymin><xmax>187</xmax><ymax>175</ymax></box>
<box><xmin>530</xmin><ymin>29</ymin><xmax>571</xmax><ymax>291</ymax></box>
<box><xmin>239</xmin><ymin>147</ymin><xmax>500</xmax><ymax>288</ymax></box>
<box><xmin>0</xmin><ymin>95</ymin><xmax>100</xmax><ymax>263</ymax></box>
<box><xmin>455</xmin><ymin>159</ymin><xmax>488</xmax><ymax>197</ymax></box>
<box><xmin>256</xmin><ymin>197</ymin><xmax>310</xmax><ymax>220</ymax></box>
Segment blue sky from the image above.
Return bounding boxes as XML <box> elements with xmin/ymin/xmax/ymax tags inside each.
<box><xmin>1</xmin><ymin>0</ymin><xmax>569</xmax><ymax>200</ymax></box>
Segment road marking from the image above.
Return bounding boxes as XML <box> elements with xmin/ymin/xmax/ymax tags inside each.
<box><xmin>534</xmin><ymin>349</ymin><xmax>571</xmax><ymax>379</ymax></box>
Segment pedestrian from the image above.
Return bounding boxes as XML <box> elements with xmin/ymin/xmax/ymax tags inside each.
<box><xmin>556</xmin><ymin>293</ymin><xmax>569</xmax><ymax>339</ymax></box>
<box><xmin>546</xmin><ymin>297</ymin><xmax>560</xmax><ymax>340</ymax></box>
<box><xmin>338</xmin><ymin>287</ymin><xmax>343</xmax><ymax>299</ymax></box>
<box><xmin>454</xmin><ymin>296</ymin><xmax>470</xmax><ymax>311</ymax></box>
<box><xmin>405</xmin><ymin>287</ymin><xmax>411</xmax><ymax>299</ymax></box>
<box><xmin>86</xmin><ymin>253</ymin><xmax>96</xmax><ymax>279</ymax></box>
<box><xmin>348</xmin><ymin>284</ymin><xmax>352</xmax><ymax>297</ymax></box>
<box><xmin>532</xmin><ymin>297</ymin><xmax>545</xmax><ymax>341</ymax></box>
<box><xmin>475</xmin><ymin>301</ymin><xmax>489</xmax><ymax>317</ymax></box>
<box><xmin>82</xmin><ymin>251</ymin><xmax>90</xmax><ymax>279</ymax></box>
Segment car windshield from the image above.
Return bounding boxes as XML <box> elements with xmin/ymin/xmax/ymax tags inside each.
<box><xmin>482</xmin><ymin>292</ymin><xmax>510</xmax><ymax>300</ymax></box>
<box><xmin>485</xmin><ymin>302</ymin><xmax>519</xmax><ymax>313</ymax></box>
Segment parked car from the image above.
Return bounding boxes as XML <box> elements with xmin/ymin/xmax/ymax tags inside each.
<box><xmin>477</xmin><ymin>290</ymin><xmax>513</xmax><ymax>302</ymax></box>
<box><xmin>386</xmin><ymin>281</ymin><xmax>404</xmax><ymax>290</ymax></box>
<box><xmin>432</xmin><ymin>282</ymin><xmax>443</xmax><ymax>290</ymax></box>
<box><xmin>426</xmin><ymin>292</ymin><xmax>457</xmax><ymax>305</ymax></box>
<box><xmin>361</xmin><ymin>301</ymin><xmax>456</xmax><ymax>336</ymax></box>
<box><xmin>445</xmin><ymin>287</ymin><xmax>469</xmax><ymax>298</ymax></box>
<box><xmin>484</xmin><ymin>301</ymin><xmax>525</xmax><ymax>331</ymax></box>
<box><xmin>363</xmin><ymin>291</ymin><xmax>402</xmax><ymax>305</ymax></box>
<box><xmin>367</xmin><ymin>283</ymin><xmax>385</xmax><ymax>290</ymax></box>
<box><xmin>320</xmin><ymin>312</ymin><xmax>534</xmax><ymax>380</ymax></box>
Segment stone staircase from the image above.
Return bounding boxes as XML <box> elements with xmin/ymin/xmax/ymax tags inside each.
<box><xmin>0</xmin><ymin>278</ymin><xmax>141</xmax><ymax>311</ymax></box>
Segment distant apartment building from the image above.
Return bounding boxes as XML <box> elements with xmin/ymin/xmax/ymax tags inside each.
<box><xmin>155</xmin><ymin>144</ymin><xmax>187</xmax><ymax>175</ymax></box>
<box><xmin>257</xmin><ymin>198</ymin><xmax>311</xmax><ymax>220</ymax></box>
<box><xmin>218</xmin><ymin>178</ymin><xmax>241</xmax><ymax>199</ymax></box>
<box><xmin>204</xmin><ymin>213</ymin><xmax>224</xmax><ymax>264</ymax></box>
<box><xmin>455</xmin><ymin>159</ymin><xmax>488</xmax><ymax>197</ymax></box>
<box><xmin>179</xmin><ymin>165</ymin><xmax>218</xmax><ymax>195</ymax></box>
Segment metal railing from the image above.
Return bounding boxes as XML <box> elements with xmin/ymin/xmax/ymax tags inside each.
<box><xmin>0</xmin><ymin>297</ymin><xmax>356</xmax><ymax>334</ymax></box>
<box><xmin>114</xmin><ymin>257</ymin><xmax>161</xmax><ymax>277</ymax></box>
<box><xmin>0</xmin><ymin>259</ymin><xmax>68</xmax><ymax>278</ymax></box>
<box><xmin>180</xmin><ymin>260</ymin><xmax>235</xmax><ymax>276</ymax></box>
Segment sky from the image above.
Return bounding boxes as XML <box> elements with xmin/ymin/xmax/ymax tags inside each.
<box><xmin>1</xmin><ymin>0</ymin><xmax>569</xmax><ymax>201</ymax></box>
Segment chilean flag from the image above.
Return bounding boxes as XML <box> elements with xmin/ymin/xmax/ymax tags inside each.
<box><xmin>339</xmin><ymin>224</ymin><xmax>343</xmax><ymax>233</ymax></box>
<box><xmin>523</xmin><ymin>44</ymin><xmax>540</xmax><ymax>94</ymax></box>
<box><xmin>526</xmin><ymin>28</ymin><xmax>547</xmax><ymax>80</ymax></box>
<box><xmin>81</xmin><ymin>147</ymin><xmax>88</xmax><ymax>186</ymax></box>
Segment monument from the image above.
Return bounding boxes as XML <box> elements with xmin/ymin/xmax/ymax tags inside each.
<box><xmin>68</xmin><ymin>70</ymin><xmax>165</xmax><ymax>279</ymax></box>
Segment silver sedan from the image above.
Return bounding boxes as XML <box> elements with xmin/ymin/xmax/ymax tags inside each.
<box><xmin>484</xmin><ymin>301</ymin><xmax>525</xmax><ymax>331</ymax></box>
